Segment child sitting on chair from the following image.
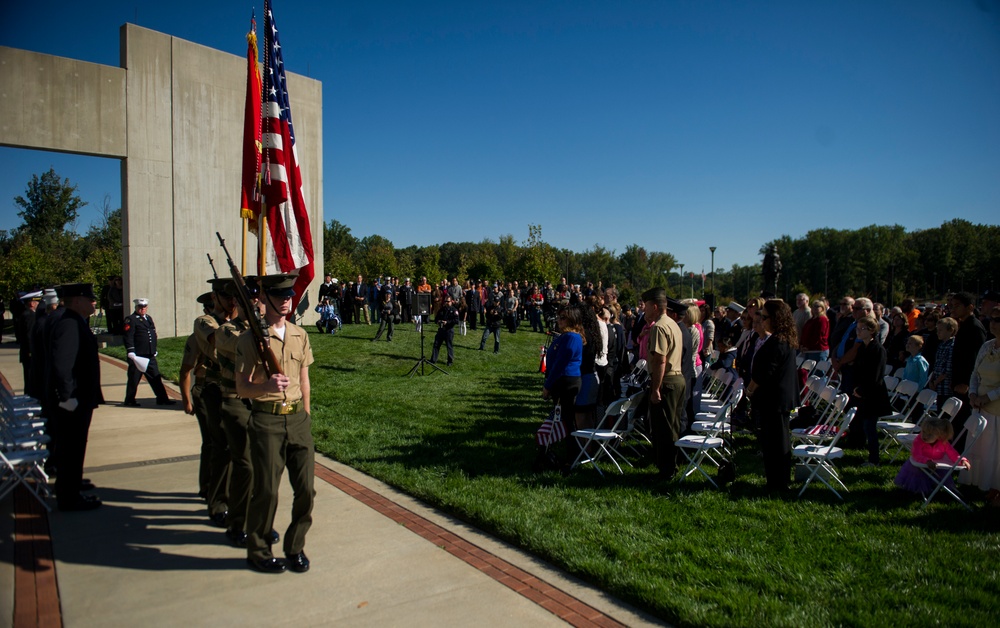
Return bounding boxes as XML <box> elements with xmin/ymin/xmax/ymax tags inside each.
<box><xmin>894</xmin><ymin>418</ymin><xmax>970</xmax><ymax>495</ymax></box>
<box><xmin>902</xmin><ymin>334</ymin><xmax>929</xmax><ymax>391</ymax></box>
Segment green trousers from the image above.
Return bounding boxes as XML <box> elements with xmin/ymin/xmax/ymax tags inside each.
<box><xmin>198</xmin><ymin>383</ymin><xmax>231</xmax><ymax>518</ymax></box>
<box><xmin>220</xmin><ymin>396</ymin><xmax>253</xmax><ymax>532</ymax></box>
<box><xmin>246</xmin><ymin>409</ymin><xmax>315</xmax><ymax>560</ymax></box>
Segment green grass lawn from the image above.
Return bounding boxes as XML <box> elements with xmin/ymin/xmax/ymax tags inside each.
<box><xmin>107</xmin><ymin>321</ymin><xmax>1000</xmax><ymax>627</ymax></box>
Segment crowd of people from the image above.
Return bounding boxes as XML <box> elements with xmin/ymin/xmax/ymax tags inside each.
<box><xmin>7</xmin><ymin>269</ymin><xmax>1000</xmax><ymax>574</ymax></box>
<box><xmin>692</xmin><ymin>291</ymin><xmax>1000</xmax><ymax>505</ymax></box>
<box><xmin>531</xmin><ymin>282</ymin><xmax>1000</xmax><ymax>501</ymax></box>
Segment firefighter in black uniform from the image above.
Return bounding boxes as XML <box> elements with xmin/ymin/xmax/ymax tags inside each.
<box><xmin>45</xmin><ymin>283</ymin><xmax>104</xmax><ymax>510</ymax></box>
<box><xmin>123</xmin><ymin>298</ymin><xmax>175</xmax><ymax>406</ymax></box>
<box><xmin>430</xmin><ymin>294</ymin><xmax>460</xmax><ymax>366</ymax></box>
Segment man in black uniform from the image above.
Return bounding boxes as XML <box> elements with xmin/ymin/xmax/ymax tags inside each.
<box><xmin>15</xmin><ymin>293</ymin><xmax>40</xmax><ymax>389</ymax></box>
<box><xmin>371</xmin><ymin>291</ymin><xmax>397</xmax><ymax>342</ymax></box>
<box><xmin>430</xmin><ymin>294</ymin><xmax>460</xmax><ymax>366</ymax></box>
<box><xmin>479</xmin><ymin>293</ymin><xmax>503</xmax><ymax>354</ymax></box>
<box><xmin>123</xmin><ymin>298</ymin><xmax>175</xmax><ymax>407</ymax></box>
<box><xmin>45</xmin><ymin>283</ymin><xmax>105</xmax><ymax>511</ymax></box>
<box><xmin>26</xmin><ymin>290</ymin><xmax>59</xmax><ymax>400</ymax></box>
<box><xmin>398</xmin><ymin>278</ymin><xmax>414</xmax><ymax>324</ymax></box>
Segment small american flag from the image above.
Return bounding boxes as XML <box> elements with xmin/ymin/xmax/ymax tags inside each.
<box><xmin>261</xmin><ymin>0</ymin><xmax>315</xmax><ymax>309</ymax></box>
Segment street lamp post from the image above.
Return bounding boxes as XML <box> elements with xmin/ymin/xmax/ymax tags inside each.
<box><xmin>678</xmin><ymin>263</ymin><xmax>685</xmax><ymax>296</ymax></box>
<box><xmin>709</xmin><ymin>247</ymin><xmax>716</xmax><ymax>302</ymax></box>
<box><xmin>824</xmin><ymin>258</ymin><xmax>829</xmax><ymax>298</ymax></box>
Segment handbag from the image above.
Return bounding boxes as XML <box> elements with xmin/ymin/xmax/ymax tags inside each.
<box><xmin>535</xmin><ymin>403</ymin><xmax>567</xmax><ymax>447</ymax></box>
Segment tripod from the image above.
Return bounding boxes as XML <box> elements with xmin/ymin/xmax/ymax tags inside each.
<box><xmin>405</xmin><ymin>319</ymin><xmax>449</xmax><ymax>377</ymax></box>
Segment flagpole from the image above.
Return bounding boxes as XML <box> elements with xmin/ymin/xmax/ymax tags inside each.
<box><xmin>259</xmin><ymin>0</ymin><xmax>272</xmax><ymax>277</ymax></box>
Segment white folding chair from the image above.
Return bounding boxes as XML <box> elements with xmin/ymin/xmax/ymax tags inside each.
<box><xmin>614</xmin><ymin>389</ymin><xmax>651</xmax><ymax>456</ymax></box>
<box><xmin>698</xmin><ymin>377</ymin><xmax>740</xmax><ymax>416</ymax></box>
<box><xmin>886</xmin><ymin>379</ymin><xmax>919</xmax><ymax>414</ymax></box>
<box><xmin>0</xmin><ymin>393</ymin><xmax>52</xmax><ymax>512</ymax></box>
<box><xmin>692</xmin><ymin>388</ymin><xmax>744</xmax><ymax>434</ymax></box>
<box><xmin>813</xmin><ymin>360</ymin><xmax>832</xmax><ymax>377</ymax></box>
<box><xmin>878</xmin><ymin>387</ymin><xmax>936</xmax><ymax>456</ymax></box>
<box><xmin>794</xmin><ymin>376</ymin><xmax>829</xmax><ymax>414</ymax></box>
<box><xmin>892</xmin><ymin>396</ymin><xmax>963</xmax><ymax>461</ymax></box>
<box><xmin>675</xmin><ymin>399</ymin><xmax>738</xmax><ymax>488</ymax></box>
<box><xmin>619</xmin><ymin>359</ymin><xmax>648</xmax><ymax>397</ymax></box>
<box><xmin>791</xmin><ymin>390</ymin><xmax>848</xmax><ymax>446</ymax></box>
<box><xmin>794</xmin><ymin>407</ymin><xmax>857</xmax><ymax>499</ymax></box>
<box><xmin>700</xmin><ymin>370</ymin><xmax>730</xmax><ymax>404</ymax></box>
<box><xmin>911</xmin><ymin>413</ymin><xmax>987</xmax><ymax>511</ymax></box>
<box><xmin>570</xmin><ymin>396</ymin><xmax>635</xmax><ymax>477</ymax></box>
<box><xmin>799</xmin><ymin>359</ymin><xmax>817</xmax><ymax>380</ymax></box>
<box><xmin>0</xmin><ymin>447</ymin><xmax>51</xmax><ymax>511</ymax></box>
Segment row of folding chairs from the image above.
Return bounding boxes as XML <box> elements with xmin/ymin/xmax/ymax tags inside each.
<box><xmin>580</xmin><ymin>353</ymin><xmax>980</xmax><ymax>509</ymax></box>
<box><xmin>570</xmin><ymin>389</ymin><xmax>649</xmax><ymax>476</ymax></box>
<box><xmin>0</xmin><ymin>387</ymin><xmax>52</xmax><ymax>511</ymax></box>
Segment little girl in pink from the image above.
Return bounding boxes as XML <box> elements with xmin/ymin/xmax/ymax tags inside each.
<box><xmin>895</xmin><ymin>418</ymin><xmax>971</xmax><ymax>495</ymax></box>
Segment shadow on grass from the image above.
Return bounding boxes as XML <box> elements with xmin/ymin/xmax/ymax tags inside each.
<box><xmin>317</xmin><ymin>364</ymin><xmax>360</xmax><ymax>373</ymax></box>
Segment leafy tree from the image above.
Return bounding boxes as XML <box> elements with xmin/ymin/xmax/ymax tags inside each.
<box><xmin>519</xmin><ymin>224</ymin><xmax>559</xmax><ymax>284</ymax></box>
<box><xmin>580</xmin><ymin>244</ymin><xmax>617</xmax><ymax>288</ymax></box>
<box><xmin>14</xmin><ymin>168</ymin><xmax>86</xmax><ymax>246</ymax></box>
<box><xmin>495</xmin><ymin>234</ymin><xmax>520</xmax><ymax>281</ymax></box>
<box><xmin>356</xmin><ymin>235</ymin><xmax>397</xmax><ymax>280</ymax></box>
<box><xmin>414</xmin><ymin>245</ymin><xmax>443</xmax><ymax>284</ymax></box>
<box><xmin>465</xmin><ymin>240</ymin><xmax>503</xmax><ymax>283</ymax></box>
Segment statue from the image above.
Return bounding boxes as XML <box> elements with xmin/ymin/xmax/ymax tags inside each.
<box><xmin>762</xmin><ymin>245</ymin><xmax>781</xmax><ymax>296</ymax></box>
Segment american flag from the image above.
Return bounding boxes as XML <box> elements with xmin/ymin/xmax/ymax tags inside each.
<box><xmin>261</xmin><ymin>0</ymin><xmax>315</xmax><ymax>309</ymax></box>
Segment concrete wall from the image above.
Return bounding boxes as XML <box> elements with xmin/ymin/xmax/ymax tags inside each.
<box><xmin>0</xmin><ymin>26</ymin><xmax>324</xmax><ymax>337</ymax></box>
<box><xmin>0</xmin><ymin>46</ymin><xmax>126</xmax><ymax>157</ymax></box>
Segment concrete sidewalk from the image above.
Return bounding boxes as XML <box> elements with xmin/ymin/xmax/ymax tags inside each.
<box><xmin>0</xmin><ymin>341</ymin><xmax>661</xmax><ymax>627</ymax></box>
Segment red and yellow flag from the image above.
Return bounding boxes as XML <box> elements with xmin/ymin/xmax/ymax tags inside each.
<box><xmin>240</xmin><ymin>12</ymin><xmax>263</xmax><ymax>228</ymax></box>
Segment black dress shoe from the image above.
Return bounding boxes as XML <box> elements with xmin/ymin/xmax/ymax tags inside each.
<box><xmin>122</xmin><ymin>400</ymin><xmax>140</xmax><ymax>407</ymax></box>
<box><xmin>209</xmin><ymin>510</ymin><xmax>228</xmax><ymax>527</ymax></box>
<box><xmin>156</xmin><ymin>399</ymin><xmax>177</xmax><ymax>406</ymax></box>
<box><xmin>226</xmin><ymin>528</ymin><xmax>248</xmax><ymax>548</ymax></box>
<box><xmin>81</xmin><ymin>493</ymin><xmax>101</xmax><ymax>503</ymax></box>
<box><xmin>268</xmin><ymin>529</ymin><xmax>280</xmax><ymax>546</ymax></box>
<box><xmin>285</xmin><ymin>552</ymin><xmax>310</xmax><ymax>573</ymax></box>
<box><xmin>59</xmin><ymin>497</ymin><xmax>102</xmax><ymax>511</ymax></box>
<box><xmin>80</xmin><ymin>479</ymin><xmax>96</xmax><ymax>491</ymax></box>
<box><xmin>247</xmin><ymin>557</ymin><xmax>286</xmax><ymax>574</ymax></box>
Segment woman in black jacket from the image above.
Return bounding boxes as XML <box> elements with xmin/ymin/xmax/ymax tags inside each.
<box><xmin>747</xmin><ymin>299</ymin><xmax>799</xmax><ymax>492</ymax></box>
<box><xmin>883</xmin><ymin>312</ymin><xmax>910</xmax><ymax>372</ymax></box>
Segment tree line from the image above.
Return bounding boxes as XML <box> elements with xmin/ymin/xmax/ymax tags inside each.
<box><xmin>0</xmin><ymin>169</ymin><xmax>122</xmax><ymax>302</ymax></box>
<box><xmin>3</xmin><ymin>169</ymin><xmax>997</xmax><ymax>310</ymax></box>
<box><xmin>326</xmin><ymin>218</ymin><xmax>999</xmax><ymax>308</ymax></box>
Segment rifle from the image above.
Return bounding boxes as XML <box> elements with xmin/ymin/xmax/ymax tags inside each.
<box><xmin>206</xmin><ymin>254</ymin><xmax>218</xmax><ymax>279</ymax></box>
<box><xmin>216</xmin><ymin>232</ymin><xmax>283</xmax><ymax>378</ymax></box>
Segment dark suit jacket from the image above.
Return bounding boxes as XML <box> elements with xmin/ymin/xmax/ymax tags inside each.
<box><xmin>45</xmin><ymin>308</ymin><xmax>105</xmax><ymax>410</ymax></box>
<box><xmin>953</xmin><ymin>316</ymin><xmax>987</xmax><ymax>388</ymax></box>
<box><xmin>854</xmin><ymin>339</ymin><xmax>891</xmax><ymax>417</ymax></box>
<box><xmin>750</xmin><ymin>335</ymin><xmax>798</xmax><ymax>416</ymax></box>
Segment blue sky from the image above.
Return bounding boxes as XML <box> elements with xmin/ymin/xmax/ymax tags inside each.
<box><xmin>2</xmin><ymin>0</ymin><xmax>998</xmax><ymax>274</ymax></box>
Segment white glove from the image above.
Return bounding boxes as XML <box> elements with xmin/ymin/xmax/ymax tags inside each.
<box><xmin>58</xmin><ymin>398</ymin><xmax>79</xmax><ymax>412</ymax></box>
<box><xmin>127</xmin><ymin>352</ymin><xmax>137</xmax><ymax>361</ymax></box>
